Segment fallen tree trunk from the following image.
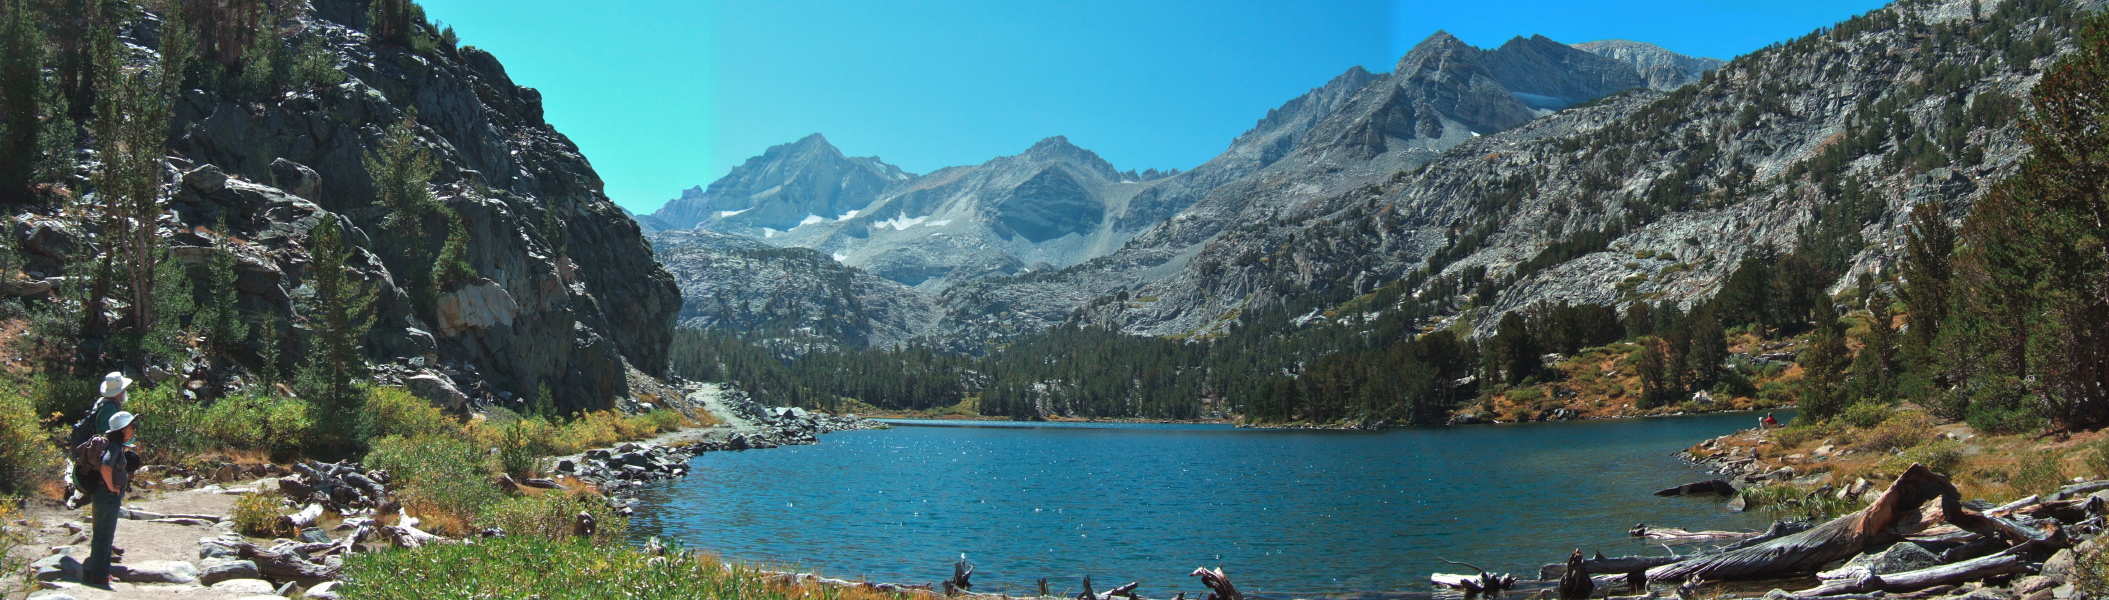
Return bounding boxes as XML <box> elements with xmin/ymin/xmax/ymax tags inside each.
<box><xmin>284</xmin><ymin>503</ymin><xmax>324</xmax><ymax>531</ymax></box>
<box><xmin>1433</xmin><ymin>559</ymin><xmax>1517</xmax><ymax>596</ymax></box>
<box><xmin>1655</xmin><ymin>480</ymin><xmax>1738</xmax><ymax>497</ymax></box>
<box><xmin>1646</xmin><ymin>464</ymin><xmax>2001</xmax><ymax>583</ymax></box>
<box><xmin>1787</xmin><ymin>552</ymin><xmax>2033</xmax><ymax>597</ymax></box>
<box><xmin>228</xmin><ymin>540</ymin><xmax>339</xmax><ymax>585</ymax></box>
<box><xmin>1558</xmin><ymin>550</ymin><xmax>1592</xmax><ymax>600</ymax></box>
<box><xmin>1191</xmin><ymin>567</ymin><xmax>1246</xmax><ymax>600</ymax></box>
<box><xmin>1630</xmin><ymin>525</ymin><xmax>1762</xmax><ymax>543</ymax></box>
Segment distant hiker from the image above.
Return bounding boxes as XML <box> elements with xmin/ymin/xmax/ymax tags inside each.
<box><xmin>64</xmin><ymin>372</ymin><xmax>133</xmax><ymax>507</ymax></box>
<box><xmin>1760</xmin><ymin>412</ymin><xmax>1779</xmax><ymax>429</ymax></box>
<box><xmin>77</xmin><ymin>410</ymin><xmax>138</xmax><ymax>588</ymax></box>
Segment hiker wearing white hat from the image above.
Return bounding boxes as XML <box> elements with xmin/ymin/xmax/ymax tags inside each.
<box><xmin>88</xmin><ymin>372</ymin><xmax>131</xmax><ymax>438</ymax></box>
<box><xmin>78</xmin><ymin>409</ymin><xmax>136</xmax><ymax>587</ymax></box>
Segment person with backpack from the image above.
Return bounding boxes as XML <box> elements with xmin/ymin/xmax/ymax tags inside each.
<box><xmin>64</xmin><ymin>372</ymin><xmax>132</xmax><ymax>507</ymax></box>
<box><xmin>77</xmin><ymin>410</ymin><xmax>137</xmax><ymax>588</ymax></box>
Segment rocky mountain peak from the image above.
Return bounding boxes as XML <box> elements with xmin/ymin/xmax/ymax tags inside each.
<box><xmin>1396</xmin><ymin>30</ymin><xmax>1482</xmax><ymax>76</ymax></box>
<box><xmin>1016</xmin><ymin>136</ymin><xmax>1123</xmax><ymax>181</ymax></box>
<box><xmin>1572</xmin><ymin>39</ymin><xmax>1726</xmax><ymax>90</ymax></box>
<box><xmin>650</xmin><ymin>133</ymin><xmax>913</xmax><ymax>232</ymax></box>
<box><xmin>1481</xmin><ymin>33</ymin><xmax>1648</xmax><ymax>108</ymax></box>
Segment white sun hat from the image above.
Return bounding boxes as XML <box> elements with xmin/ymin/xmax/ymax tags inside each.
<box><xmin>99</xmin><ymin>372</ymin><xmax>133</xmax><ymax>398</ymax></box>
<box><xmin>107</xmin><ymin>411</ymin><xmax>134</xmax><ymax>432</ymax></box>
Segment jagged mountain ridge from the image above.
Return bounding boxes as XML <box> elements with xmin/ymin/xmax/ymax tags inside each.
<box><xmin>648</xmin><ymin>133</ymin><xmax>914</xmax><ymax>232</ymax></box>
<box><xmin>1574</xmin><ymin>39</ymin><xmax>1730</xmax><ymax>91</ymax></box>
<box><xmin>650</xmin><ymin>29</ymin><xmax>1737</xmax><ymax>348</ymax></box>
<box><xmin>1057</xmin><ymin>0</ymin><xmax>2078</xmax><ymax>340</ymax></box>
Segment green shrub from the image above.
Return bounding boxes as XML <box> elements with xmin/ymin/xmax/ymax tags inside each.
<box><xmin>2010</xmin><ymin>450</ymin><xmax>2067</xmax><ymax>497</ymax></box>
<box><xmin>197</xmin><ymin>391</ymin><xmax>315</xmax><ymax>457</ymax></box>
<box><xmin>0</xmin><ymin>392</ymin><xmax>57</xmax><ymax>496</ymax></box>
<box><xmin>1840</xmin><ymin>401</ymin><xmax>1896</xmax><ymax>429</ymax></box>
<box><xmin>2080</xmin><ymin>542</ymin><xmax>2109</xmax><ymax>599</ymax></box>
<box><xmin>478</xmin><ymin>492</ymin><xmax>628</xmax><ymax>544</ymax></box>
<box><xmin>31</xmin><ymin>373</ymin><xmax>97</xmax><ymax>425</ymax></box>
<box><xmin>1740</xmin><ymin>484</ymin><xmax>1858</xmax><ymax>521</ymax></box>
<box><xmin>1890</xmin><ymin>439</ymin><xmax>1965</xmax><ymax>475</ymax></box>
<box><xmin>233</xmin><ymin>491</ymin><xmax>292</xmax><ymax>538</ymax></box>
<box><xmin>121</xmin><ymin>384</ymin><xmax>214</xmax><ymax>466</ymax></box>
<box><xmin>2086</xmin><ymin>438</ymin><xmax>2109</xmax><ymax>479</ymax></box>
<box><xmin>361</xmin><ymin>386</ymin><xmax>456</xmax><ymax>440</ymax></box>
<box><xmin>1774</xmin><ymin>419</ymin><xmax>1840</xmax><ymax>447</ymax></box>
<box><xmin>1966</xmin><ymin>400</ymin><xmax>2045</xmax><ymax>435</ymax></box>
<box><xmin>363</xmin><ymin>434</ymin><xmax>502</xmax><ymax>536</ymax></box>
<box><xmin>1853</xmin><ymin>412</ymin><xmax>1934</xmax><ymax>452</ymax></box>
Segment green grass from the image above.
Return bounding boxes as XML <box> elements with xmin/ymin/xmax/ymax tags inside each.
<box><xmin>341</xmin><ymin>537</ymin><xmax>915</xmax><ymax>600</ymax></box>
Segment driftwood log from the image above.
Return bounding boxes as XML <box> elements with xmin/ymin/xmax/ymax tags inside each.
<box><xmin>380</xmin><ymin>523</ymin><xmax>448</xmax><ymax>549</ymax></box>
<box><xmin>1433</xmin><ymin>559</ymin><xmax>1518</xmax><ymax>596</ymax></box>
<box><xmin>1191</xmin><ymin>567</ymin><xmax>1245</xmax><ymax>600</ymax></box>
<box><xmin>1075</xmin><ymin>575</ymin><xmax>1141</xmax><ymax>600</ymax></box>
<box><xmin>1785</xmin><ymin>551</ymin><xmax>2034</xmax><ymax>597</ymax></box>
<box><xmin>1557</xmin><ymin>550</ymin><xmax>1592</xmax><ymax>600</ymax></box>
<box><xmin>1654</xmin><ymin>480</ymin><xmax>1738</xmax><ymax>497</ymax></box>
<box><xmin>943</xmin><ymin>555</ymin><xmax>973</xmax><ymax>596</ymax></box>
<box><xmin>1646</xmin><ymin>464</ymin><xmax>2039</xmax><ymax>583</ymax></box>
<box><xmin>1630</xmin><ymin>524</ymin><xmax>1762</xmax><ymax>543</ymax></box>
<box><xmin>226</xmin><ymin>539</ymin><xmax>339</xmax><ymax>584</ymax></box>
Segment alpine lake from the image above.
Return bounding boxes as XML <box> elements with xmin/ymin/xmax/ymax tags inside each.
<box><xmin>630</xmin><ymin>411</ymin><xmax>1788</xmax><ymax>599</ymax></box>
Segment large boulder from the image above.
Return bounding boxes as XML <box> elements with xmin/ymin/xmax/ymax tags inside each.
<box><xmin>111</xmin><ymin>560</ymin><xmax>200</xmax><ymax>584</ymax></box>
<box><xmin>199</xmin><ymin>559</ymin><xmax>263</xmax><ymax>585</ymax></box>
<box><xmin>403</xmin><ymin>372</ymin><xmax>470</xmax><ymax>412</ymax></box>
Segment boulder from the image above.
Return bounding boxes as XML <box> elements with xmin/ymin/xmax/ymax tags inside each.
<box><xmin>434</xmin><ymin>279</ymin><xmax>521</xmax><ymax>336</ymax></box>
<box><xmin>403</xmin><ymin>372</ymin><xmax>470</xmax><ymax>412</ymax></box>
<box><xmin>184</xmin><ymin>164</ymin><xmax>230</xmax><ymax>194</ymax></box>
<box><xmin>31</xmin><ymin>553</ymin><xmax>82</xmax><ymax>582</ymax></box>
<box><xmin>199</xmin><ymin>559</ymin><xmax>263</xmax><ymax>585</ymax></box>
<box><xmin>305</xmin><ymin>580</ymin><xmax>345</xmax><ymax>599</ymax></box>
<box><xmin>112</xmin><ymin>560</ymin><xmax>201</xmax><ymax>584</ymax></box>
<box><xmin>2042</xmin><ymin>548</ymin><xmax>2076</xmax><ymax>582</ymax></box>
<box><xmin>269</xmin><ymin>158</ymin><xmax>322</xmax><ymax>200</ymax></box>
<box><xmin>210</xmin><ymin>578</ymin><xmax>280</xmax><ymax>594</ymax></box>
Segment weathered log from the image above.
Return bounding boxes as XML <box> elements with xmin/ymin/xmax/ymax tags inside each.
<box><xmin>380</xmin><ymin>524</ymin><xmax>447</xmax><ymax>549</ymax></box>
<box><xmin>229</xmin><ymin>539</ymin><xmax>339</xmax><ymax>584</ymax></box>
<box><xmin>1655</xmin><ymin>480</ymin><xmax>1738</xmax><ymax>497</ymax></box>
<box><xmin>1631</xmin><ymin>524</ymin><xmax>1762</xmax><ymax>543</ymax></box>
<box><xmin>284</xmin><ymin>503</ymin><xmax>324</xmax><ymax>531</ymax></box>
<box><xmin>1191</xmin><ymin>566</ymin><xmax>1246</xmax><ymax>600</ymax></box>
<box><xmin>1558</xmin><ymin>549</ymin><xmax>1592</xmax><ymax>600</ymax></box>
<box><xmin>943</xmin><ymin>554</ymin><xmax>973</xmax><ymax>596</ymax></box>
<box><xmin>1646</xmin><ymin>464</ymin><xmax>1998</xmax><ymax>583</ymax></box>
<box><xmin>1434</xmin><ymin>559</ymin><xmax>1518</xmax><ymax>596</ymax></box>
<box><xmin>1787</xmin><ymin>552</ymin><xmax>2032</xmax><ymax>597</ymax></box>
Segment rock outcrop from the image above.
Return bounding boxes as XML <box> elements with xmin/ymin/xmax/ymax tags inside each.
<box><xmin>113</xmin><ymin>0</ymin><xmax>680</xmax><ymax>411</ymax></box>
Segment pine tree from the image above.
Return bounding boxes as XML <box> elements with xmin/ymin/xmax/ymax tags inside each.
<box><xmin>297</xmin><ymin>214</ymin><xmax>375</xmax><ymax>453</ymax></box>
<box><xmin>1799</xmin><ymin>299</ymin><xmax>1852</xmax><ymax>420</ymax></box>
<box><xmin>431</xmin><ymin>210</ymin><xmax>477</xmax><ymax>290</ymax></box>
<box><xmin>1944</xmin><ymin>11</ymin><xmax>2109</xmax><ymax>429</ymax></box>
<box><xmin>201</xmin><ymin>246</ymin><xmax>250</xmax><ymax>355</ymax></box>
<box><xmin>1686</xmin><ymin>311</ymin><xmax>1727</xmax><ymax>393</ymax></box>
<box><xmin>1849</xmin><ymin>291</ymin><xmax>1901</xmax><ymax>404</ymax></box>
<box><xmin>0</xmin><ymin>0</ymin><xmax>43</xmax><ymax>203</ymax></box>
<box><xmin>1899</xmin><ymin>202</ymin><xmax>1956</xmax><ymax>376</ymax></box>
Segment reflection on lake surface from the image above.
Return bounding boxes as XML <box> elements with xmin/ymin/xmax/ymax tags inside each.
<box><xmin>632</xmin><ymin>412</ymin><xmax>1787</xmax><ymax>598</ymax></box>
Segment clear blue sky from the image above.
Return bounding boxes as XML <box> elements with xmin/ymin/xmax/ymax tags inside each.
<box><xmin>416</xmin><ymin>0</ymin><xmax>1891</xmax><ymax>214</ymax></box>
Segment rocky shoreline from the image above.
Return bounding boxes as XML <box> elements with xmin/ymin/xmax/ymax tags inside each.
<box><xmin>556</xmin><ymin>384</ymin><xmax>885</xmax><ymax>508</ymax></box>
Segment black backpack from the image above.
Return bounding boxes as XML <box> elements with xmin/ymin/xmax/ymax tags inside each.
<box><xmin>68</xmin><ymin>397</ymin><xmax>109</xmax><ymax>447</ymax></box>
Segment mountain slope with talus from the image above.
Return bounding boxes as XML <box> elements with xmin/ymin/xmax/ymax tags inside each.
<box><xmin>1059</xmin><ymin>0</ymin><xmax>2083</xmax><ymax>341</ymax></box>
<box><xmin>648</xmin><ymin>133</ymin><xmax>915</xmax><ymax>233</ymax></box>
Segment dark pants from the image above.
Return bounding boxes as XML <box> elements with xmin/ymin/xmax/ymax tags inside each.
<box><xmin>84</xmin><ymin>490</ymin><xmax>120</xmax><ymax>586</ymax></box>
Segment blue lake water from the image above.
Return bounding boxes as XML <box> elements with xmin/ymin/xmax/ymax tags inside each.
<box><xmin>631</xmin><ymin>412</ymin><xmax>1786</xmax><ymax>599</ymax></box>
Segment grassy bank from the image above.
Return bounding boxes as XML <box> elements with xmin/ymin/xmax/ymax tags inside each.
<box><xmin>340</xmin><ymin>537</ymin><xmax>917</xmax><ymax>600</ymax></box>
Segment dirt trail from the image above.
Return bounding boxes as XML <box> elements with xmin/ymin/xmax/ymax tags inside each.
<box><xmin>7</xmin><ymin>478</ymin><xmax>305</xmax><ymax>600</ymax></box>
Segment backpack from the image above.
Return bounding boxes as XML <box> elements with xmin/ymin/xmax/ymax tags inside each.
<box><xmin>71</xmin><ymin>435</ymin><xmax>107</xmax><ymax>495</ymax></box>
<box><xmin>69</xmin><ymin>397</ymin><xmax>110</xmax><ymax>447</ymax></box>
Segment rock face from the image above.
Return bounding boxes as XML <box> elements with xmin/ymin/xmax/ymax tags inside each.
<box><xmin>648</xmin><ymin>229</ymin><xmax>940</xmax><ymax>349</ymax></box>
<box><xmin>153</xmin><ymin>0</ymin><xmax>679</xmax><ymax>411</ymax></box>
<box><xmin>1572</xmin><ymin>39</ymin><xmax>1727</xmax><ymax>91</ymax></box>
<box><xmin>650</xmin><ymin>133</ymin><xmax>914</xmax><ymax>232</ymax></box>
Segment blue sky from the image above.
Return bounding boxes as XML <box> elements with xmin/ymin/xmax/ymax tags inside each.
<box><xmin>416</xmin><ymin>0</ymin><xmax>1891</xmax><ymax>214</ymax></box>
